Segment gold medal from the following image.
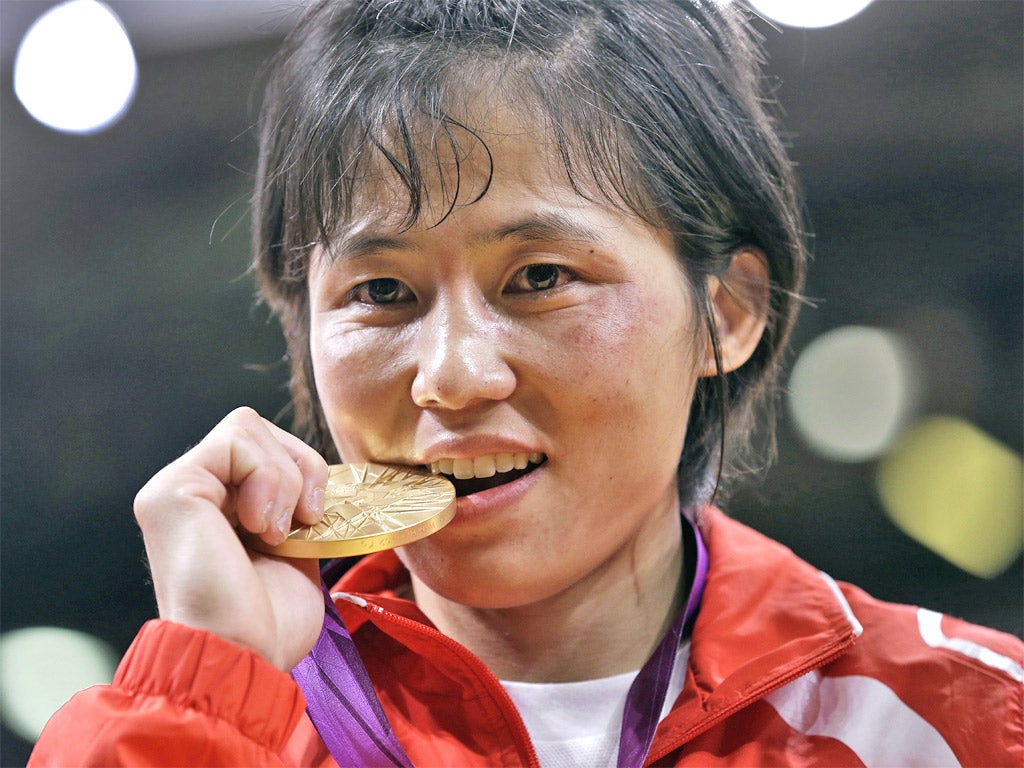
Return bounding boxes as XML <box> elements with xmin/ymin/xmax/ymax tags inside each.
<box><xmin>243</xmin><ymin>463</ymin><xmax>456</xmax><ymax>558</ymax></box>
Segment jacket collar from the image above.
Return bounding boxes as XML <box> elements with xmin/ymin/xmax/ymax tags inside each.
<box><xmin>332</xmin><ymin>507</ymin><xmax>861</xmax><ymax>751</ymax></box>
<box><xmin>650</xmin><ymin>507</ymin><xmax>861</xmax><ymax>754</ymax></box>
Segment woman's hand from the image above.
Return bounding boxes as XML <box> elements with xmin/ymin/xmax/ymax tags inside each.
<box><xmin>133</xmin><ymin>407</ymin><xmax>329</xmax><ymax>671</ymax></box>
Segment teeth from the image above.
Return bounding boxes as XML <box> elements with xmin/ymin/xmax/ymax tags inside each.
<box><xmin>428</xmin><ymin>452</ymin><xmax>545</xmax><ymax>478</ymax></box>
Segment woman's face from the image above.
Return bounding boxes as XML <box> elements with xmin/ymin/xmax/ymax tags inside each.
<box><xmin>307</xmin><ymin>121</ymin><xmax>707</xmax><ymax>609</ymax></box>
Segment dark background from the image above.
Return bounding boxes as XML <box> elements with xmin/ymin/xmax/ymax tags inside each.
<box><xmin>2</xmin><ymin>1</ymin><xmax>1021</xmax><ymax>764</ymax></box>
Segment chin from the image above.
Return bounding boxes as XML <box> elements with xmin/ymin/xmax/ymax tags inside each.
<box><xmin>397</xmin><ymin>540</ymin><xmax>564</xmax><ymax>610</ymax></box>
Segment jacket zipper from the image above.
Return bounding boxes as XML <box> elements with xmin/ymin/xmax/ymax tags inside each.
<box><xmin>354</xmin><ymin>599</ymin><xmax>542</xmax><ymax>768</ymax></box>
<box><xmin>645</xmin><ymin>632</ymin><xmax>858</xmax><ymax>765</ymax></box>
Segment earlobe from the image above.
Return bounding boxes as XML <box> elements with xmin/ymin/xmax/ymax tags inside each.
<box><xmin>700</xmin><ymin>248</ymin><xmax>770</xmax><ymax>377</ymax></box>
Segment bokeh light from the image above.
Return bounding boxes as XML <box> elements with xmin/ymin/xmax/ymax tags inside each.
<box><xmin>0</xmin><ymin>626</ymin><xmax>118</xmax><ymax>741</ymax></box>
<box><xmin>788</xmin><ymin>325</ymin><xmax>921</xmax><ymax>462</ymax></box>
<box><xmin>13</xmin><ymin>0</ymin><xmax>137</xmax><ymax>135</ymax></box>
<box><xmin>748</xmin><ymin>0</ymin><xmax>874</xmax><ymax>29</ymax></box>
<box><xmin>877</xmin><ymin>417</ymin><xmax>1023</xmax><ymax>578</ymax></box>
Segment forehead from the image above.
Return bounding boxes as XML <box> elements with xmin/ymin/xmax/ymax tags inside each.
<box><xmin>328</xmin><ymin>144</ymin><xmax>671</xmax><ymax>276</ymax></box>
<box><xmin>350</xmin><ymin>100</ymin><xmax>564</xmax><ymax>214</ymax></box>
<box><xmin>317</xmin><ymin>86</ymin><xmax>652</xmax><ymax>247</ymax></box>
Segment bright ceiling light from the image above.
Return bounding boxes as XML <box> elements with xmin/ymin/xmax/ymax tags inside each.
<box><xmin>13</xmin><ymin>0</ymin><xmax>137</xmax><ymax>135</ymax></box>
<box><xmin>748</xmin><ymin>0</ymin><xmax>875</xmax><ymax>29</ymax></box>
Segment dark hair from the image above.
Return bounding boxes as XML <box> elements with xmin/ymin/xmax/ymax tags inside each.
<box><xmin>253</xmin><ymin>0</ymin><xmax>807</xmax><ymax>509</ymax></box>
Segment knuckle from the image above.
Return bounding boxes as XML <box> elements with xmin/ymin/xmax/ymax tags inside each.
<box><xmin>218</xmin><ymin>419</ymin><xmax>255</xmax><ymax>444</ymax></box>
<box><xmin>212</xmin><ymin>407</ymin><xmax>265</xmax><ymax>441</ymax></box>
<box><xmin>133</xmin><ymin>483</ymin><xmax>158</xmax><ymax>522</ymax></box>
<box><xmin>226</xmin><ymin>405</ymin><xmax>260</xmax><ymax>422</ymax></box>
<box><xmin>132</xmin><ymin>464</ymin><xmax>180</xmax><ymax>521</ymax></box>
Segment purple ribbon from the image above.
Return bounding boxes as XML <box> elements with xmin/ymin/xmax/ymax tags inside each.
<box><xmin>617</xmin><ymin>515</ymin><xmax>708</xmax><ymax>766</ymax></box>
<box><xmin>291</xmin><ymin>585</ymin><xmax>414</xmax><ymax>767</ymax></box>
<box><xmin>294</xmin><ymin>515</ymin><xmax>707</xmax><ymax>767</ymax></box>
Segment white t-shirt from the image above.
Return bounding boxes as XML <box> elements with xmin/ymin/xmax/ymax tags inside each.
<box><xmin>500</xmin><ymin>643</ymin><xmax>690</xmax><ymax>768</ymax></box>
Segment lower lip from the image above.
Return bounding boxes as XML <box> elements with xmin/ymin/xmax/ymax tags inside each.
<box><xmin>448</xmin><ymin>464</ymin><xmax>545</xmax><ymax>525</ymax></box>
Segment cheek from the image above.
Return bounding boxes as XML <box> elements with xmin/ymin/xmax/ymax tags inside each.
<box><xmin>312</xmin><ymin>331</ymin><xmax>376</xmax><ymax>403</ymax></box>
<box><xmin>548</xmin><ymin>290</ymin><xmax>701</xmax><ymax>476</ymax></box>
<box><xmin>310</xmin><ymin>325</ymin><xmax>412</xmax><ymax>453</ymax></box>
<box><xmin>549</xmin><ymin>289</ymin><xmax>698</xmax><ymax>400</ymax></box>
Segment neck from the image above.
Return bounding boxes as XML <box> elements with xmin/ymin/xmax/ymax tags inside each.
<box><xmin>409</xmin><ymin>503</ymin><xmax>686</xmax><ymax>683</ymax></box>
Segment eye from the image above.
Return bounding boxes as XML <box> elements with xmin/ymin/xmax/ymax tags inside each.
<box><xmin>506</xmin><ymin>263</ymin><xmax>574</xmax><ymax>293</ymax></box>
<box><xmin>352</xmin><ymin>277</ymin><xmax>413</xmax><ymax>305</ymax></box>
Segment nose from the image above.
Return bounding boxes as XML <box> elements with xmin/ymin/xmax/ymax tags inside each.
<box><xmin>410</xmin><ymin>291</ymin><xmax>517</xmax><ymax>410</ymax></box>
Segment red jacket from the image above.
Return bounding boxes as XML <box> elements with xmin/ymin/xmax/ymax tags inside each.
<box><xmin>31</xmin><ymin>508</ymin><xmax>1023</xmax><ymax>766</ymax></box>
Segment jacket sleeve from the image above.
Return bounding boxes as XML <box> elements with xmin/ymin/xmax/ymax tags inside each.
<box><xmin>28</xmin><ymin>620</ymin><xmax>309</xmax><ymax>767</ymax></box>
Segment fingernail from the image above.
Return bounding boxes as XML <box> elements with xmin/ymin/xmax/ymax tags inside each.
<box><xmin>310</xmin><ymin>486</ymin><xmax>326</xmax><ymax>521</ymax></box>
<box><xmin>274</xmin><ymin>508</ymin><xmax>293</xmax><ymax>541</ymax></box>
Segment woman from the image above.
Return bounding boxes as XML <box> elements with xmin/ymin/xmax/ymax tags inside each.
<box><xmin>31</xmin><ymin>1</ymin><xmax>1022</xmax><ymax>765</ymax></box>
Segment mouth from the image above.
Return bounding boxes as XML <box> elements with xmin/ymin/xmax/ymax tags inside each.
<box><xmin>426</xmin><ymin>452</ymin><xmax>546</xmax><ymax>497</ymax></box>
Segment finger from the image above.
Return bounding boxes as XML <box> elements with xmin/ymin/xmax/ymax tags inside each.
<box><xmin>221</xmin><ymin>411</ymin><xmax>329</xmax><ymax>533</ymax></box>
<box><xmin>193</xmin><ymin>407</ymin><xmax>307</xmax><ymax>543</ymax></box>
<box><xmin>256</xmin><ymin>419</ymin><xmax>330</xmax><ymax>526</ymax></box>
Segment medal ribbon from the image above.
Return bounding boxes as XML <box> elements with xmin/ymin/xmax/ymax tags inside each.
<box><xmin>291</xmin><ymin>582</ymin><xmax>414</xmax><ymax>768</ymax></box>
<box><xmin>294</xmin><ymin>514</ymin><xmax>707</xmax><ymax>768</ymax></box>
<box><xmin>617</xmin><ymin>513</ymin><xmax>708</xmax><ymax>766</ymax></box>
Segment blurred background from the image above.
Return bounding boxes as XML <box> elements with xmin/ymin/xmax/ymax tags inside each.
<box><xmin>1</xmin><ymin>0</ymin><xmax>1021</xmax><ymax>763</ymax></box>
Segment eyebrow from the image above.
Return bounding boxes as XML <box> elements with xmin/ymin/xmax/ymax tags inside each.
<box><xmin>328</xmin><ymin>233</ymin><xmax>414</xmax><ymax>262</ymax></box>
<box><xmin>328</xmin><ymin>211</ymin><xmax>608</xmax><ymax>263</ymax></box>
<box><xmin>475</xmin><ymin>211</ymin><xmax>608</xmax><ymax>248</ymax></box>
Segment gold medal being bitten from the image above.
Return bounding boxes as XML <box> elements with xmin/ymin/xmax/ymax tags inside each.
<box><xmin>243</xmin><ymin>463</ymin><xmax>456</xmax><ymax>558</ymax></box>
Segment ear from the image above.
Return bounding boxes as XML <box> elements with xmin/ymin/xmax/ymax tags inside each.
<box><xmin>700</xmin><ymin>248</ymin><xmax>770</xmax><ymax>377</ymax></box>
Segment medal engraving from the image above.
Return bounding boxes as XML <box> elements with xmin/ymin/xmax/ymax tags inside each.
<box><xmin>243</xmin><ymin>463</ymin><xmax>456</xmax><ymax>558</ymax></box>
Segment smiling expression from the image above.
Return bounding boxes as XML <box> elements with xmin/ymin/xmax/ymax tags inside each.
<box><xmin>307</xmin><ymin>113</ymin><xmax>708</xmax><ymax>610</ymax></box>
